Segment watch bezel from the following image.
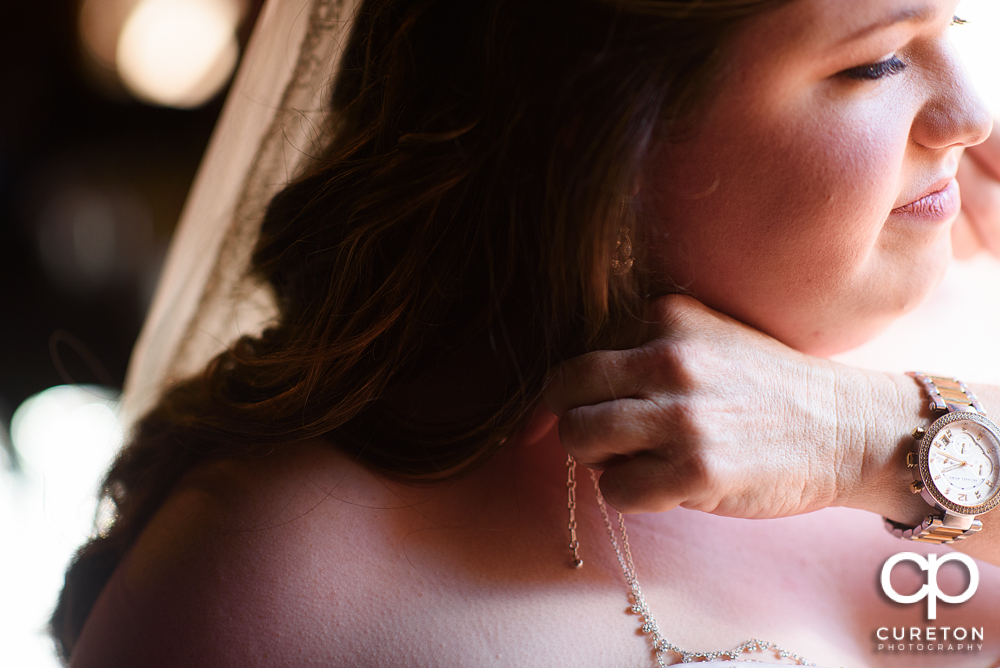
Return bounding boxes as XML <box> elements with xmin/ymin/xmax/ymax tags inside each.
<box><xmin>919</xmin><ymin>411</ymin><xmax>1000</xmax><ymax>516</ymax></box>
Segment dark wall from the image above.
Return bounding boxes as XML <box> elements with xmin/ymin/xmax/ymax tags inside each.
<box><xmin>0</xmin><ymin>0</ymin><xmax>262</xmax><ymax>429</ymax></box>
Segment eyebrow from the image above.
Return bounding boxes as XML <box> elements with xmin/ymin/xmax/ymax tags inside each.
<box><xmin>837</xmin><ymin>5</ymin><xmax>937</xmax><ymax>45</ymax></box>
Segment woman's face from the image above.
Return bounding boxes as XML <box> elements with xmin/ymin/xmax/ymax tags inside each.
<box><xmin>640</xmin><ymin>0</ymin><xmax>992</xmax><ymax>356</ymax></box>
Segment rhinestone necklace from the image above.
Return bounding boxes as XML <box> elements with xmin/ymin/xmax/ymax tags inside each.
<box><xmin>566</xmin><ymin>456</ymin><xmax>817</xmax><ymax>666</ymax></box>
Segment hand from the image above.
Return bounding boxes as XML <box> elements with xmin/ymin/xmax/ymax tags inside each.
<box><xmin>953</xmin><ymin>123</ymin><xmax>1000</xmax><ymax>259</ymax></box>
<box><xmin>543</xmin><ymin>295</ymin><xmax>867</xmax><ymax>518</ymax></box>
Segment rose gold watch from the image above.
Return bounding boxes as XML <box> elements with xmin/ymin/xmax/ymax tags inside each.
<box><xmin>883</xmin><ymin>373</ymin><xmax>1000</xmax><ymax>544</ymax></box>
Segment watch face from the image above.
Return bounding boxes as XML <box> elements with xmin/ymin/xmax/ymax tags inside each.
<box><xmin>921</xmin><ymin>412</ymin><xmax>1000</xmax><ymax>514</ymax></box>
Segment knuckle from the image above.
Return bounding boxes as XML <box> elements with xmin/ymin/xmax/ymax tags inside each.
<box><xmin>660</xmin><ymin>396</ymin><xmax>699</xmax><ymax>435</ymax></box>
<box><xmin>692</xmin><ymin>451</ymin><xmax>727</xmax><ymax>499</ymax></box>
<box><xmin>666</xmin><ymin>339</ymin><xmax>702</xmax><ymax>385</ymax></box>
<box><xmin>646</xmin><ymin>293</ymin><xmax>700</xmax><ymax>335</ymax></box>
<box><xmin>671</xmin><ymin>444</ymin><xmax>713</xmax><ymax>492</ymax></box>
<box><xmin>658</xmin><ymin>400</ymin><xmax>715</xmax><ymax>478</ymax></box>
<box><xmin>639</xmin><ymin>339</ymin><xmax>704</xmax><ymax>397</ymax></box>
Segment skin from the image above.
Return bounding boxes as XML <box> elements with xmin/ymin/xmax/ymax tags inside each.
<box><xmin>955</xmin><ymin>130</ymin><xmax>1000</xmax><ymax>257</ymax></box>
<box><xmin>640</xmin><ymin>0</ymin><xmax>991</xmax><ymax>357</ymax></box>
<box><xmin>71</xmin><ymin>1</ymin><xmax>1000</xmax><ymax>667</ymax></box>
<box><xmin>72</xmin><ymin>434</ymin><xmax>1000</xmax><ymax>668</ymax></box>
<box><xmin>546</xmin><ymin>0</ymin><xmax>1000</xmax><ymax>562</ymax></box>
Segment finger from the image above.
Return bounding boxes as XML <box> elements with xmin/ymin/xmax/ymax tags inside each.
<box><xmin>543</xmin><ymin>348</ymin><xmax>646</xmax><ymax>417</ymax></box>
<box><xmin>951</xmin><ymin>210</ymin><xmax>985</xmax><ymax>260</ymax></box>
<box><xmin>957</xmin><ymin>155</ymin><xmax>1000</xmax><ymax>257</ymax></box>
<box><xmin>598</xmin><ymin>450</ymin><xmax>705</xmax><ymax>514</ymax></box>
<box><xmin>558</xmin><ymin>398</ymin><xmax>664</xmax><ymax>468</ymax></box>
<box><xmin>544</xmin><ymin>295</ymin><xmax>717</xmax><ymax>417</ymax></box>
<box><xmin>967</xmin><ymin>122</ymin><xmax>1000</xmax><ymax>181</ymax></box>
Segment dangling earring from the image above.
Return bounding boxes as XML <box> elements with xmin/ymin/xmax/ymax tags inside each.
<box><xmin>611</xmin><ymin>228</ymin><xmax>633</xmax><ymax>276</ymax></box>
<box><xmin>611</xmin><ymin>199</ymin><xmax>633</xmax><ymax>276</ymax></box>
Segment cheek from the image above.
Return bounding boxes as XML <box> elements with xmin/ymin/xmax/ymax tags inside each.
<box><xmin>641</xmin><ymin>103</ymin><xmax>933</xmax><ymax>354</ymax></box>
<box><xmin>772</xmin><ymin>113</ymin><xmax>907</xmax><ymax>272</ymax></box>
<box><xmin>646</xmin><ymin>110</ymin><xmax>901</xmax><ymax>288</ymax></box>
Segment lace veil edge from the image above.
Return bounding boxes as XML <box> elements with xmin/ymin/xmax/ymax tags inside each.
<box><xmin>121</xmin><ymin>0</ymin><xmax>360</xmax><ymax>426</ymax></box>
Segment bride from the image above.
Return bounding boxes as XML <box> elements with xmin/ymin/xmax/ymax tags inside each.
<box><xmin>53</xmin><ymin>0</ymin><xmax>1000</xmax><ymax>665</ymax></box>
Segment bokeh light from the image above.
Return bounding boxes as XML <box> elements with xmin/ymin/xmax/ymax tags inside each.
<box><xmin>2</xmin><ymin>0</ymin><xmax>258</xmax><ymax>664</ymax></box>
<box><xmin>0</xmin><ymin>419</ymin><xmax>14</xmax><ymax>473</ymax></box>
<box><xmin>2</xmin><ymin>385</ymin><xmax>123</xmax><ymax>668</ymax></box>
<box><xmin>10</xmin><ymin>385</ymin><xmax>123</xmax><ymax>524</ymax></box>
<box><xmin>78</xmin><ymin>0</ymin><xmax>244</xmax><ymax>108</ymax></box>
<box><xmin>78</xmin><ymin>0</ymin><xmax>137</xmax><ymax>73</ymax></box>
<box><xmin>115</xmin><ymin>0</ymin><xmax>241</xmax><ymax>108</ymax></box>
<box><xmin>35</xmin><ymin>183</ymin><xmax>155</xmax><ymax>296</ymax></box>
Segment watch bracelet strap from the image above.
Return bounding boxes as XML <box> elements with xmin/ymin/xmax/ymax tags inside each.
<box><xmin>884</xmin><ymin>372</ymin><xmax>985</xmax><ymax>544</ymax></box>
<box><xmin>884</xmin><ymin>515</ymin><xmax>983</xmax><ymax>545</ymax></box>
<box><xmin>883</xmin><ymin>515</ymin><xmax>983</xmax><ymax>545</ymax></box>
<box><xmin>908</xmin><ymin>372</ymin><xmax>985</xmax><ymax>415</ymax></box>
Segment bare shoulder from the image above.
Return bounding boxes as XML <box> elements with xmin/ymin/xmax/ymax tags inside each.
<box><xmin>70</xmin><ymin>440</ymin><xmax>421</xmax><ymax>668</ymax></box>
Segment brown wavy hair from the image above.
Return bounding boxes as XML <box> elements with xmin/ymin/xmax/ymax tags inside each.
<box><xmin>52</xmin><ymin>0</ymin><xmax>792</xmax><ymax>659</ymax></box>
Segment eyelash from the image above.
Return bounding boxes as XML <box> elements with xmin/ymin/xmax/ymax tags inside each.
<box><xmin>840</xmin><ymin>16</ymin><xmax>967</xmax><ymax>82</ymax></box>
<box><xmin>841</xmin><ymin>55</ymin><xmax>907</xmax><ymax>81</ymax></box>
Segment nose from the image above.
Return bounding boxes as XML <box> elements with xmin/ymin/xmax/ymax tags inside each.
<box><xmin>910</xmin><ymin>45</ymin><xmax>993</xmax><ymax>150</ymax></box>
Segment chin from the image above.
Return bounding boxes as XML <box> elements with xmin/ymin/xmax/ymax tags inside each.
<box><xmin>798</xmin><ymin>319</ymin><xmax>896</xmax><ymax>359</ymax></box>
<box><xmin>835</xmin><ymin>238</ymin><xmax>954</xmax><ymax>354</ymax></box>
<box><xmin>795</xmin><ymin>273</ymin><xmax>951</xmax><ymax>359</ymax></box>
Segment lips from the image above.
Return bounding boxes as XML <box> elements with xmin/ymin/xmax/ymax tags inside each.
<box><xmin>891</xmin><ymin>178</ymin><xmax>960</xmax><ymax>221</ymax></box>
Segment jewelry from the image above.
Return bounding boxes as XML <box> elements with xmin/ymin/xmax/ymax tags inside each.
<box><xmin>611</xmin><ymin>226</ymin><xmax>634</xmax><ymax>276</ymax></box>
<box><xmin>566</xmin><ymin>455</ymin><xmax>816</xmax><ymax>666</ymax></box>
<box><xmin>611</xmin><ymin>198</ymin><xmax>634</xmax><ymax>276</ymax></box>
<box><xmin>884</xmin><ymin>373</ymin><xmax>1000</xmax><ymax>543</ymax></box>
<box><xmin>566</xmin><ymin>455</ymin><xmax>583</xmax><ymax>568</ymax></box>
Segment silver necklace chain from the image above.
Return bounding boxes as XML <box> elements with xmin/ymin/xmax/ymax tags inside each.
<box><xmin>567</xmin><ymin>455</ymin><xmax>816</xmax><ymax>666</ymax></box>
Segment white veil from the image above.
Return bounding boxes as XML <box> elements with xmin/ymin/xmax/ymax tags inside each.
<box><xmin>121</xmin><ymin>0</ymin><xmax>360</xmax><ymax>424</ymax></box>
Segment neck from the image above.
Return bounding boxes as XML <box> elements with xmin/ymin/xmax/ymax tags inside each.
<box><xmin>369</xmin><ymin>412</ymin><xmax>567</xmax><ymax>531</ymax></box>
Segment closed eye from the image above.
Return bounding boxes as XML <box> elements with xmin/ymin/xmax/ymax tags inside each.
<box><xmin>839</xmin><ymin>55</ymin><xmax>907</xmax><ymax>81</ymax></box>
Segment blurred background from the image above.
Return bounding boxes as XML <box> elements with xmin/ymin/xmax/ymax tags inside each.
<box><xmin>0</xmin><ymin>0</ymin><xmax>264</xmax><ymax>664</ymax></box>
<box><xmin>0</xmin><ymin>1</ymin><xmax>999</xmax><ymax>666</ymax></box>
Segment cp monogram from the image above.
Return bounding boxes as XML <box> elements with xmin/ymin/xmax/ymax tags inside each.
<box><xmin>880</xmin><ymin>552</ymin><xmax>979</xmax><ymax>620</ymax></box>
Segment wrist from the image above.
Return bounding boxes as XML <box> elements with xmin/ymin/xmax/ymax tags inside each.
<box><xmin>830</xmin><ymin>365</ymin><xmax>929</xmax><ymax>526</ymax></box>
